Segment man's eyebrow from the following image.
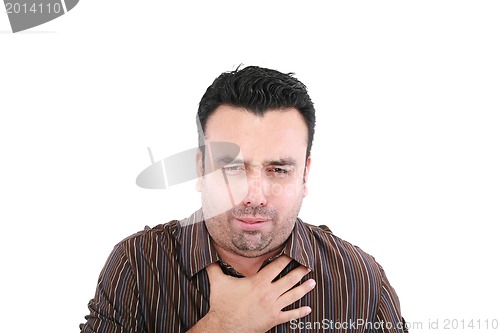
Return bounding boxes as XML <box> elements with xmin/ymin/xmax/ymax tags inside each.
<box><xmin>213</xmin><ymin>156</ymin><xmax>298</xmax><ymax>167</ymax></box>
<box><xmin>262</xmin><ymin>158</ymin><xmax>298</xmax><ymax>167</ymax></box>
<box><xmin>214</xmin><ymin>156</ymin><xmax>244</xmax><ymax>165</ymax></box>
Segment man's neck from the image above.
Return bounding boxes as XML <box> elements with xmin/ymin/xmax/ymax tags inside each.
<box><xmin>213</xmin><ymin>243</ymin><xmax>284</xmax><ymax>277</ymax></box>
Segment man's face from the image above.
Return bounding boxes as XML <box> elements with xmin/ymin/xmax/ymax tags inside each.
<box><xmin>197</xmin><ymin>105</ymin><xmax>311</xmax><ymax>258</ymax></box>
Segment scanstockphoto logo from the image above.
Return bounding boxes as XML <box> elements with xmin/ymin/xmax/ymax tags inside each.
<box><xmin>136</xmin><ymin>143</ymin><xmax>247</xmax><ymax>223</ymax></box>
<box><xmin>3</xmin><ymin>0</ymin><xmax>78</xmax><ymax>33</ymax></box>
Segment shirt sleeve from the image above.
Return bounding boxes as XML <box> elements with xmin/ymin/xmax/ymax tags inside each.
<box><xmin>375</xmin><ymin>262</ymin><xmax>409</xmax><ymax>333</ymax></box>
<box><xmin>80</xmin><ymin>243</ymin><xmax>143</xmax><ymax>333</ymax></box>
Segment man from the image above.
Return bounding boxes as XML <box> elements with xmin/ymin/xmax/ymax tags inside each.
<box><xmin>80</xmin><ymin>66</ymin><xmax>407</xmax><ymax>332</ymax></box>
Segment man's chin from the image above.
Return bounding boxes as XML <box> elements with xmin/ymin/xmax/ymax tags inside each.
<box><xmin>232</xmin><ymin>248</ymin><xmax>269</xmax><ymax>258</ymax></box>
<box><xmin>230</xmin><ymin>233</ymin><xmax>270</xmax><ymax>254</ymax></box>
<box><xmin>230</xmin><ymin>241</ymin><xmax>281</xmax><ymax>258</ymax></box>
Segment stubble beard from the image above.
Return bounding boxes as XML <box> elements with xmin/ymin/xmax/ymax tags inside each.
<box><xmin>203</xmin><ymin>203</ymin><xmax>303</xmax><ymax>259</ymax></box>
<box><xmin>200</xmin><ymin>174</ymin><xmax>306</xmax><ymax>258</ymax></box>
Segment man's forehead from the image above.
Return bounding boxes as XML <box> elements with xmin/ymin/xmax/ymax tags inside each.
<box><xmin>202</xmin><ymin>106</ymin><xmax>308</xmax><ymax>165</ymax></box>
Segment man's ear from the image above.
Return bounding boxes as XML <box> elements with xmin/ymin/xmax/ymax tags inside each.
<box><xmin>195</xmin><ymin>149</ymin><xmax>203</xmax><ymax>192</ymax></box>
<box><xmin>303</xmin><ymin>156</ymin><xmax>311</xmax><ymax>197</ymax></box>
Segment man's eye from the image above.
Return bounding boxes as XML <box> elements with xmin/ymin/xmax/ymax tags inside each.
<box><xmin>222</xmin><ymin>165</ymin><xmax>246</xmax><ymax>175</ymax></box>
<box><xmin>268</xmin><ymin>167</ymin><xmax>291</xmax><ymax>176</ymax></box>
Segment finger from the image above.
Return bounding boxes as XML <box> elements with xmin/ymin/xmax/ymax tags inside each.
<box><xmin>272</xmin><ymin>265</ymin><xmax>310</xmax><ymax>295</ymax></box>
<box><xmin>277</xmin><ymin>278</ymin><xmax>316</xmax><ymax>309</ymax></box>
<box><xmin>277</xmin><ymin>306</ymin><xmax>312</xmax><ymax>325</ymax></box>
<box><xmin>256</xmin><ymin>255</ymin><xmax>293</xmax><ymax>282</ymax></box>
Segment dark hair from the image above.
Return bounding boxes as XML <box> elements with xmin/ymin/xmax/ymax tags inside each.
<box><xmin>197</xmin><ymin>65</ymin><xmax>316</xmax><ymax>160</ymax></box>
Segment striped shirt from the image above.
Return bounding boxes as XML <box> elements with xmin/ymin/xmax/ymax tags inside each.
<box><xmin>80</xmin><ymin>210</ymin><xmax>407</xmax><ymax>333</ymax></box>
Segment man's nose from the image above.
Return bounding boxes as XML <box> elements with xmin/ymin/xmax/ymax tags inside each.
<box><xmin>243</xmin><ymin>171</ymin><xmax>268</xmax><ymax>207</ymax></box>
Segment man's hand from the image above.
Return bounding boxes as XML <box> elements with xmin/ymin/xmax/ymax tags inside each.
<box><xmin>188</xmin><ymin>255</ymin><xmax>315</xmax><ymax>333</ymax></box>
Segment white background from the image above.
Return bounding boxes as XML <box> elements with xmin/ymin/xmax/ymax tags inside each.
<box><xmin>1</xmin><ymin>1</ymin><xmax>499</xmax><ymax>332</ymax></box>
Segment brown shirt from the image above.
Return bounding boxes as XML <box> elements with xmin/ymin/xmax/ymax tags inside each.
<box><xmin>80</xmin><ymin>210</ymin><xmax>407</xmax><ymax>332</ymax></box>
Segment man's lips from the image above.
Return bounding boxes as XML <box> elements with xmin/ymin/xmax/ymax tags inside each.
<box><xmin>235</xmin><ymin>217</ymin><xmax>271</xmax><ymax>223</ymax></box>
<box><xmin>234</xmin><ymin>217</ymin><xmax>271</xmax><ymax>230</ymax></box>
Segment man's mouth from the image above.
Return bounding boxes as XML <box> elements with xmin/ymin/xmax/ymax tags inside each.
<box><xmin>234</xmin><ymin>217</ymin><xmax>271</xmax><ymax>230</ymax></box>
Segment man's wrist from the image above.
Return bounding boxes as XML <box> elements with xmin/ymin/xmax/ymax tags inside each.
<box><xmin>186</xmin><ymin>311</ymin><xmax>223</xmax><ymax>333</ymax></box>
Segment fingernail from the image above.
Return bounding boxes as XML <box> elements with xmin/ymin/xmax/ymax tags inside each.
<box><xmin>309</xmin><ymin>279</ymin><xmax>316</xmax><ymax>288</ymax></box>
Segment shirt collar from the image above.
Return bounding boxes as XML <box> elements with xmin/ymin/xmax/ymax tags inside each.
<box><xmin>177</xmin><ymin>209</ymin><xmax>316</xmax><ymax>279</ymax></box>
